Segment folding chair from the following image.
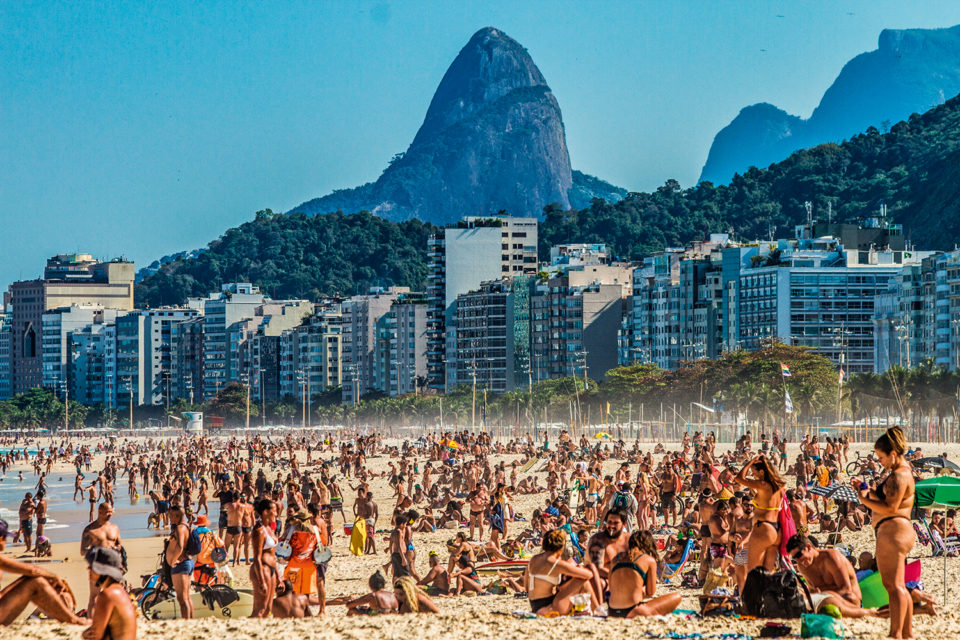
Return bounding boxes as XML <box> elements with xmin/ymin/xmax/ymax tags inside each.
<box><xmin>662</xmin><ymin>538</ymin><xmax>695</xmax><ymax>583</ymax></box>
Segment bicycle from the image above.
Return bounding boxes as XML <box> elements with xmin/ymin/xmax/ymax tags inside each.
<box><xmin>845</xmin><ymin>451</ymin><xmax>877</xmax><ymax>477</ymax></box>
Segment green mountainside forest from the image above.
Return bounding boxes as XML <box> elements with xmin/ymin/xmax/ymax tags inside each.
<box><xmin>136</xmin><ymin>92</ymin><xmax>960</xmax><ymax>307</ymax></box>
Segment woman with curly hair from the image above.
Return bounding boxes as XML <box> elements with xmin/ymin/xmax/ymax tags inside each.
<box><xmin>735</xmin><ymin>453</ymin><xmax>785</xmax><ymax>571</ymax></box>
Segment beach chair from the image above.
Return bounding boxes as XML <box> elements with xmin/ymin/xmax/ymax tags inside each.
<box><xmin>662</xmin><ymin>538</ymin><xmax>696</xmax><ymax>583</ymax></box>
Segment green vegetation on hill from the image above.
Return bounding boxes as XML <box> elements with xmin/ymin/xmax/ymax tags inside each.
<box><xmin>136</xmin><ymin>210</ymin><xmax>438</xmax><ymax>307</ymax></box>
<box><xmin>542</xmin><ymin>92</ymin><xmax>960</xmax><ymax>259</ymax></box>
<box><xmin>138</xmin><ymin>93</ymin><xmax>960</xmax><ymax>307</ymax></box>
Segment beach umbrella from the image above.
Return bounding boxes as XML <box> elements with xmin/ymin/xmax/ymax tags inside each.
<box><xmin>594</xmin><ymin>432</ymin><xmax>612</xmax><ymax>439</ymax></box>
<box><xmin>912</xmin><ymin>457</ymin><xmax>960</xmax><ymax>476</ymax></box>
<box><xmin>809</xmin><ymin>484</ymin><xmax>833</xmax><ymax>498</ymax></box>
<box><xmin>915</xmin><ymin>476</ymin><xmax>960</xmax><ymax>509</ymax></box>
<box><xmin>914</xmin><ymin>476</ymin><xmax>960</xmax><ymax>607</ymax></box>
<box><xmin>824</xmin><ymin>484</ymin><xmax>860</xmax><ymax>503</ymax></box>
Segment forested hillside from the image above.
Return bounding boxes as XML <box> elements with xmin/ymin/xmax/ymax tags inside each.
<box><xmin>138</xmin><ymin>93</ymin><xmax>960</xmax><ymax>306</ymax></box>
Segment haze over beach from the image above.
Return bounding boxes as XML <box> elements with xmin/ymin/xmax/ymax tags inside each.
<box><xmin>8</xmin><ymin>3</ymin><xmax>960</xmax><ymax>640</ymax></box>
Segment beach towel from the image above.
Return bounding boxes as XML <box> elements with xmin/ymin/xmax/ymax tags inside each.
<box><xmin>519</xmin><ymin>457</ymin><xmax>540</xmax><ymax>474</ymax></box>
<box><xmin>349</xmin><ymin>517</ymin><xmax>366</xmax><ymax>557</ymax></box>
<box><xmin>777</xmin><ymin>489</ymin><xmax>797</xmax><ymax>561</ymax></box>
<box><xmin>490</xmin><ymin>503</ymin><xmax>505</xmax><ymax>534</ymax></box>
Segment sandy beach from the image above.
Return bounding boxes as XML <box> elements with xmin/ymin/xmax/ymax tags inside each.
<box><xmin>2</xmin><ymin>436</ymin><xmax>960</xmax><ymax>639</ymax></box>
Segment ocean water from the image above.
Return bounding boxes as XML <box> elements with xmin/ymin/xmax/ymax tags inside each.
<box><xmin>0</xmin><ymin>472</ymin><xmax>169</xmax><ymax>546</ymax></box>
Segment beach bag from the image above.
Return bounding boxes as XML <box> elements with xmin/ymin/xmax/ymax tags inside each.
<box><xmin>800</xmin><ymin>613</ymin><xmax>844</xmax><ymax>638</ymax></box>
<box><xmin>741</xmin><ymin>567</ymin><xmax>811</xmax><ymax>618</ymax></box>
<box><xmin>702</xmin><ymin>567</ymin><xmax>732</xmax><ymax>595</ymax></box>
<box><xmin>699</xmin><ymin>593</ymin><xmax>739</xmax><ymax>617</ymax></box>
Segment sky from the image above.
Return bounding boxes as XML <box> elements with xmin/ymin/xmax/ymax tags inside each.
<box><xmin>3</xmin><ymin>1</ymin><xmax>960</xmax><ymax>288</ymax></box>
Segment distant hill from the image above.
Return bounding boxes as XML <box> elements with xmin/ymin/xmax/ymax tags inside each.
<box><xmin>545</xmin><ymin>92</ymin><xmax>960</xmax><ymax>258</ymax></box>
<box><xmin>138</xmin><ymin>93</ymin><xmax>960</xmax><ymax>307</ymax></box>
<box><xmin>700</xmin><ymin>25</ymin><xmax>960</xmax><ymax>186</ymax></box>
<box><xmin>290</xmin><ymin>27</ymin><xmax>624</xmax><ymax>225</ymax></box>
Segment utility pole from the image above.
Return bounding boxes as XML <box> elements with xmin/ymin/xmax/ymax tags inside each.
<box><xmin>63</xmin><ymin>379</ymin><xmax>69</xmax><ymax>433</ymax></box>
<box><xmin>260</xmin><ymin>367</ymin><xmax>266</xmax><ymax>427</ymax></box>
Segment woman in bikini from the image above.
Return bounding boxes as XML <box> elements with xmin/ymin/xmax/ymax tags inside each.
<box><xmin>735</xmin><ymin>453</ymin><xmax>785</xmax><ymax>572</ymax></box>
<box><xmin>853</xmin><ymin>427</ymin><xmax>915</xmax><ymax>639</ymax></box>
<box><xmin>524</xmin><ymin>528</ymin><xmax>600</xmax><ymax>615</ymax></box>
<box><xmin>607</xmin><ymin>530</ymin><xmax>682</xmax><ymax>618</ymax></box>
<box><xmin>250</xmin><ymin>498</ymin><xmax>279</xmax><ymax>618</ymax></box>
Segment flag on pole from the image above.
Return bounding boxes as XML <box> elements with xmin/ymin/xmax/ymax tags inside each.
<box><xmin>780</xmin><ymin>362</ymin><xmax>792</xmax><ymax>377</ymax></box>
<box><xmin>784</xmin><ymin>389</ymin><xmax>794</xmax><ymax>414</ymax></box>
<box><xmin>838</xmin><ymin>368</ymin><xmax>845</xmax><ymax>385</ymax></box>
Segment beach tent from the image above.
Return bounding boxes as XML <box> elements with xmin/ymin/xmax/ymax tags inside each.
<box><xmin>914</xmin><ymin>476</ymin><xmax>960</xmax><ymax>604</ymax></box>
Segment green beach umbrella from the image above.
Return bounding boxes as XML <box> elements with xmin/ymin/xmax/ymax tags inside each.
<box><xmin>915</xmin><ymin>476</ymin><xmax>960</xmax><ymax>509</ymax></box>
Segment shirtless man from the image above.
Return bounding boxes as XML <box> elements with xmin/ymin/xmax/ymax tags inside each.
<box><xmin>706</xmin><ymin>500</ymin><xmax>731</xmax><ymax>574</ymax></box>
<box><xmin>83</xmin><ymin>546</ymin><xmax>136</xmax><ymax>640</ymax></box>
<box><xmin>590</xmin><ymin>509</ymin><xmax>630</xmax><ymax>579</ymax></box>
<box><xmin>86</xmin><ymin>482</ymin><xmax>99</xmax><ymax>522</ymax></box>
<box><xmin>80</xmin><ymin>503</ymin><xmax>123</xmax><ymax>613</ymax></box>
<box><xmin>387</xmin><ymin>517</ymin><xmax>411</xmax><ymax>578</ymax></box>
<box><xmin>18</xmin><ymin>494</ymin><xmax>36</xmax><ymax>552</ymax></box>
<box><xmin>354</xmin><ymin>490</ymin><xmax>378</xmax><ymax>554</ymax></box>
<box><xmin>418</xmin><ymin>552</ymin><xmax>451</xmax><ymax>595</ymax></box>
<box><xmin>225</xmin><ymin>494</ymin><xmax>243</xmax><ymax>565</ymax></box>
<box><xmin>165</xmin><ymin>505</ymin><xmax>193</xmax><ymax>619</ymax></box>
<box><xmin>786</xmin><ymin>535</ymin><xmax>877</xmax><ymax>618</ymax></box>
<box><xmin>35</xmin><ymin>491</ymin><xmax>48</xmax><ymax>539</ymax></box>
<box><xmin>238</xmin><ymin>496</ymin><xmax>255</xmax><ymax>565</ymax></box>
<box><xmin>697</xmin><ymin>490</ymin><xmax>717</xmax><ymax>583</ymax></box>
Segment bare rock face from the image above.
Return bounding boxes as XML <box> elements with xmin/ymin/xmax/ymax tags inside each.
<box><xmin>700</xmin><ymin>24</ymin><xmax>960</xmax><ymax>186</ymax></box>
<box><xmin>292</xmin><ymin>27</ymin><xmax>578</xmax><ymax>224</ymax></box>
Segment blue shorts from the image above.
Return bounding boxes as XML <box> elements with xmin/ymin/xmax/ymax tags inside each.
<box><xmin>171</xmin><ymin>558</ymin><xmax>195</xmax><ymax>575</ymax></box>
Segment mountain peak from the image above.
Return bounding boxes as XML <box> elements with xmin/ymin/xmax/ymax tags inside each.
<box><xmin>290</xmin><ymin>27</ymin><xmax>627</xmax><ymax>225</ymax></box>
<box><xmin>701</xmin><ymin>23</ymin><xmax>960</xmax><ymax>185</ymax></box>
<box><xmin>412</xmin><ymin>26</ymin><xmax>548</xmax><ymax>147</ymax></box>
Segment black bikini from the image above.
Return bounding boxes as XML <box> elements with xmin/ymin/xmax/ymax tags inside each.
<box><xmin>607</xmin><ymin>557</ymin><xmax>648</xmax><ymax>617</ymax></box>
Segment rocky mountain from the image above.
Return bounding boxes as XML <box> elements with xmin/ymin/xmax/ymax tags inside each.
<box><xmin>291</xmin><ymin>27</ymin><xmax>624</xmax><ymax>225</ymax></box>
<box><xmin>700</xmin><ymin>24</ymin><xmax>960</xmax><ymax>186</ymax></box>
<box><xmin>138</xmin><ymin>92</ymin><xmax>960</xmax><ymax>307</ymax></box>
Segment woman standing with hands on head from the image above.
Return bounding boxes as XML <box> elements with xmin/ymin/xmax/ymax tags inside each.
<box><xmin>853</xmin><ymin>427</ymin><xmax>915</xmax><ymax>640</ymax></box>
<box><xmin>734</xmin><ymin>453</ymin><xmax>785</xmax><ymax>572</ymax></box>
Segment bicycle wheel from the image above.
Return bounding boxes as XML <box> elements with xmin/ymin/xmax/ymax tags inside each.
<box><xmin>845</xmin><ymin>460</ymin><xmax>860</xmax><ymax>475</ymax></box>
<box><xmin>140</xmin><ymin>589</ymin><xmax>175</xmax><ymax>618</ymax></box>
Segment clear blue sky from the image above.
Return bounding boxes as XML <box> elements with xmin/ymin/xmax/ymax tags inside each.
<box><xmin>3</xmin><ymin>1</ymin><xmax>960</xmax><ymax>288</ymax></box>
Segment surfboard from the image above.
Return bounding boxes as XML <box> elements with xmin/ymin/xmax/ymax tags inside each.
<box><xmin>144</xmin><ymin>587</ymin><xmax>254</xmax><ymax>619</ymax></box>
<box><xmin>475</xmin><ymin>559</ymin><xmax>528</xmax><ymax>575</ymax></box>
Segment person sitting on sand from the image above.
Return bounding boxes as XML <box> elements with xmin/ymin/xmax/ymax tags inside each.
<box><xmin>0</xmin><ymin>519</ymin><xmax>86</xmax><ymax>626</ymax></box>
<box><xmin>272</xmin><ymin>580</ymin><xmax>314</xmax><ymax>618</ymax></box>
<box><xmin>606</xmin><ymin>530</ymin><xmax>682</xmax><ymax>618</ymax></box>
<box><xmin>417</xmin><ymin>551</ymin><xmax>451</xmax><ymax>595</ymax></box>
<box><xmin>525</xmin><ymin>528</ymin><xmax>601</xmax><ymax>616</ymax></box>
<box><xmin>83</xmin><ymin>547</ymin><xmax>136</xmax><ymax>640</ymax></box>
<box><xmin>449</xmin><ymin>551</ymin><xmax>485</xmax><ymax>595</ymax></box>
<box><xmin>345</xmin><ymin>572</ymin><xmax>399</xmax><ymax>615</ymax></box>
<box><xmin>394</xmin><ymin>576</ymin><xmax>439</xmax><ymax>614</ymax></box>
<box><xmin>785</xmin><ymin>535</ymin><xmax>878</xmax><ymax>618</ymax></box>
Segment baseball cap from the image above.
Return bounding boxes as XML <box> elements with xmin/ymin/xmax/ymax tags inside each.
<box><xmin>85</xmin><ymin>546</ymin><xmax>125</xmax><ymax>582</ymax></box>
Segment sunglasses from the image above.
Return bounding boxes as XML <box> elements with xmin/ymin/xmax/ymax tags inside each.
<box><xmin>790</xmin><ymin>550</ymin><xmax>804</xmax><ymax>562</ymax></box>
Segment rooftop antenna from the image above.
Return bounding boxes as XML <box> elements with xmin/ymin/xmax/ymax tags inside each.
<box><xmin>804</xmin><ymin>201</ymin><xmax>813</xmax><ymax>226</ymax></box>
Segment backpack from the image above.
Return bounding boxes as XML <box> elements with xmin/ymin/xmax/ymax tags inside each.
<box><xmin>612</xmin><ymin>491</ymin><xmax>629</xmax><ymax>512</ymax></box>
<box><xmin>741</xmin><ymin>567</ymin><xmax>812</xmax><ymax>618</ymax></box>
<box><xmin>185</xmin><ymin>525</ymin><xmax>203</xmax><ymax>556</ymax></box>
